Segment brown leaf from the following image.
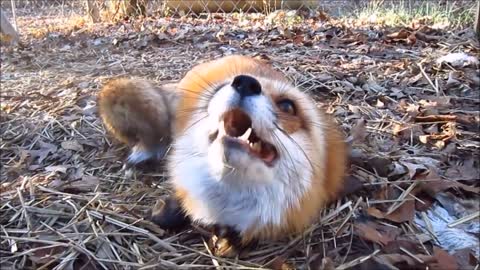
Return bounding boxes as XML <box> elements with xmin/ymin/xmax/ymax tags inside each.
<box><xmin>453</xmin><ymin>248</ymin><xmax>479</xmax><ymax>269</ymax></box>
<box><xmin>428</xmin><ymin>247</ymin><xmax>458</xmax><ymax>270</ymax></box>
<box><xmin>28</xmin><ymin>141</ymin><xmax>58</xmax><ymax>164</ymax></box>
<box><xmin>407</xmin><ymin>32</ymin><xmax>417</xmax><ymax>45</ymax></box>
<box><xmin>77</xmin><ymin>175</ymin><xmax>100</xmax><ymax>192</ymax></box>
<box><xmin>354</xmin><ymin>220</ymin><xmax>400</xmax><ymax>246</ymax></box>
<box><xmin>393</xmin><ymin>123</ymin><xmax>424</xmax><ymax>142</ymax></box>
<box><xmin>369</xmin><ymin>156</ymin><xmax>392</xmax><ymax>177</ymax></box>
<box><xmin>415</xmin><ymin>31</ymin><xmax>441</xmax><ymax>43</ymax></box>
<box><xmin>382</xmin><ymin>239</ymin><xmax>422</xmax><ymax>254</ymax></box>
<box><xmin>292</xmin><ymin>34</ymin><xmax>304</xmax><ymax>45</ymax></box>
<box><xmin>445</xmin><ymin>71</ymin><xmax>461</xmax><ymax>90</ymax></box>
<box><xmin>30</xmin><ymin>244</ymin><xmax>66</xmax><ymax>264</ymax></box>
<box><xmin>315</xmin><ymin>257</ymin><xmax>335</xmax><ymax>270</ymax></box>
<box><xmin>375</xmin><ymin>253</ymin><xmax>425</xmax><ymax>268</ymax></box>
<box><xmin>367</xmin><ymin>200</ymin><xmax>415</xmax><ymax>223</ymax></box>
<box><xmin>347</xmin><ymin>118</ymin><xmax>367</xmax><ymax>144</ymax></box>
<box><xmin>338</xmin><ymin>175</ymin><xmax>364</xmax><ymax>197</ymax></box>
<box><xmin>45</xmin><ymin>165</ymin><xmax>70</xmax><ymax>174</ymax></box>
<box><xmin>267</xmin><ymin>256</ymin><xmax>295</xmax><ymax>270</ymax></box>
<box><xmin>398</xmin><ymin>100</ymin><xmax>420</xmax><ymax>118</ymax></box>
<box><xmin>445</xmin><ymin>158</ymin><xmax>479</xmax><ymax>181</ymax></box>
<box><xmin>415</xmin><ymin>114</ymin><xmax>479</xmax><ymax>128</ymax></box>
<box><xmin>49</xmin><ymin>175</ymin><xmax>100</xmax><ymax>192</ymax></box>
<box><xmin>387</xmin><ymin>29</ymin><xmax>410</xmax><ymax>39</ymax></box>
<box><xmin>414</xmin><ymin>192</ymin><xmax>435</xmax><ymax>212</ymax></box>
<box><xmin>415</xmin><ymin>170</ymin><xmax>480</xmax><ymax>195</ymax></box>
<box><xmin>399</xmin><ymin>159</ymin><xmax>428</xmax><ymax>179</ymax></box>
<box><xmin>61</xmin><ymin>140</ymin><xmax>84</xmax><ymax>152</ymax></box>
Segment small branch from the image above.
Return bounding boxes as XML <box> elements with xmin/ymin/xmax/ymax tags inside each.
<box><xmin>415</xmin><ymin>114</ymin><xmax>480</xmax><ymax>128</ymax></box>
<box><xmin>0</xmin><ymin>8</ymin><xmax>19</xmax><ymax>45</ymax></box>
<box><xmin>10</xmin><ymin>0</ymin><xmax>17</xmax><ymax>31</ymax></box>
<box><xmin>417</xmin><ymin>63</ymin><xmax>441</xmax><ymax>96</ymax></box>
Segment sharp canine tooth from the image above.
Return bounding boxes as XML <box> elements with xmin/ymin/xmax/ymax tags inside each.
<box><xmin>239</xmin><ymin>127</ymin><xmax>252</xmax><ymax>141</ymax></box>
<box><xmin>252</xmin><ymin>142</ymin><xmax>262</xmax><ymax>152</ymax></box>
<box><xmin>218</xmin><ymin>121</ymin><xmax>226</xmax><ymax>136</ymax></box>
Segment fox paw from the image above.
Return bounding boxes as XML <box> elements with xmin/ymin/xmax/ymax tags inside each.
<box><xmin>148</xmin><ymin>196</ymin><xmax>190</xmax><ymax>232</ymax></box>
<box><xmin>208</xmin><ymin>225</ymin><xmax>243</xmax><ymax>258</ymax></box>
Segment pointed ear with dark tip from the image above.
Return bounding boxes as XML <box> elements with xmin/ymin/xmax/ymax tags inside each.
<box><xmin>148</xmin><ymin>196</ymin><xmax>191</xmax><ymax>232</ymax></box>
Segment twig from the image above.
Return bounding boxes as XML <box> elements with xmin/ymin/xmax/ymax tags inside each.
<box><xmin>416</xmin><ymin>63</ymin><xmax>441</xmax><ymax>96</ymax></box>
<box><xmin>400</xmin><ymin>247</ymin><xmax>424</xmax><ymax>264</ymax></box>
<box><xmin>336</xmin><ymin>249</ymin><xmax>380</xmax><ymax>270</ymax></box>
<box><xmin>448</xmin><ymin>211</ymin><xmax>480</xmax><ymax>228</ymax></box>
<box><xmin>87</xmin><ymin>210</ymin><xmax>176</xmax><ymax>252</ymax></box>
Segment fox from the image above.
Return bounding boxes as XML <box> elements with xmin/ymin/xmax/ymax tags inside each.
<box><xmin>97</xmin><ymin>55</ymin><xmax>347</xmax><ymax>257</ymax></box>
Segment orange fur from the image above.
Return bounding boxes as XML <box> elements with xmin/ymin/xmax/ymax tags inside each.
<box><xmin>239</xmin><ymin>115</ymin><xmax>346</xmax><ymax>244</ymax></box>
<box><xmin>173</xmin><ymin>56</ymin><xmax>285</xmax><ymax>135</ymax></box>
<box><xmin>98</xmin><ymin>56</ymin><xmax>347</xmax><ymax>244</ymax></box>
<box><xmin>172</xmin><ymin>55</ymin><xmax>346</xmax><ymax>243</ymax></box>
<box><xmin>98</xmin><ymin>78</ymin><xmax>177</xmax><ymax>149</ymax></box>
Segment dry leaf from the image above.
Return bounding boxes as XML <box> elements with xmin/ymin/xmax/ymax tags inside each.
<box><xmin>338</xmin><ymin>175</ymin><xmax>364</xmax><ymax>197</ymax></box>
<box><xmin>428</xmin><ymin>247</ymin><xmax>459</xmax><ymax>270</ymax></box>
<box><xmin>386</xmin><ymin>29</ymin><xmax>410</xmax><ymax>39</ymax></box>
<box><xmin>313</xmin><ymin>257</ymin><xmax>335</xmax><ymax>270</ymax></box>
<box><xmin>453</xmin><ymin>248</ymin><xmax>479</xmax><ymax>269</ymax></box>
<box><xmin>375</xmin><ymin>253</ymin><xmax>425</xmax><ymax>268</ymax></box>
<box><xmin>382</xmin><ymin>239</ymin><xmax>422</xmax><ymax>254</ymax></box>
<box><xmin>445</xmin><ymin>71</ymin><xmax>461</xmax><ymax>90</ymax></box>
<box><xmin>61</xmin><ymin>140</ymin><xmax>84</xmax><ymax>152</ymax></box>
<box><xmin>30</xmin><ymin>244</ymin><xmax>66</xmax><ymax>264</ymax></box>
<box><xmin>367</xmin><ymin>200</ymin><xmax>415</xmax><ymax>223</ymax></box>
<box><xmin>415</xmin><ymin>31</ymin><xmax>441</xmax><ymax>43</ymax></box>
<box><xmin>354</xmin><ymin>220</ymin><xmax>400</xmax><ymax>246</ymax></box>
<box><xmin>436</xmin><ymin>52</ymin><xmax>479</xmax><ymax>68</ymax></box>
<box><xmin>28</xmin><ymin>141</ymin><xmax>58</xmax><ymax>164</ymax></box>
<box><xmin>267</xmin><ymin>256</ymin><xmax>295</xmax><ymax>270</ymax></box>
<box><xmin>415</xmin><ymin>170</ymin><xmax>480</xmax><ymax>195</ymax></box>
<box><xmin>445</xmin><ymin>158</ymin><xmax>479</xmax><ymax>181</ymax></box>
<box><xmin>399</xmin><ymin>159</ymin><xmax>428</xmax><ymax>179</ymax></box>
<box><xmin>347</xmin><ymin>118</ymin><xmax>367</xmax><ymax>144</ymax></box>
<box><xmin>45</xmin><ymin>165</ymin><xmax>70</xmax><ymax>174</ymax></box>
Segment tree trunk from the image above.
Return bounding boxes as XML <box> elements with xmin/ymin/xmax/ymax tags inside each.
<box><xmin>475</xmin><ymin>0</ymin><xmax>480</xmax><ymax>40</ymax></box>
<box><xmin>109</xmin><ymin>0</ymin><xmax>147</xmax><ymax>20</ymax></box>
<box><xmin>85</xmin><ymin>0</ymin><xmax>100</xmax><ymax>23</ymax></box>
<box><xmin>0</xmin><ymin>8</ymin><xmax>19</xmax><ymax>45</ymax></box>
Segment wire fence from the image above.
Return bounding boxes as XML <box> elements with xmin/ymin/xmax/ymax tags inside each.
<box><xmin>1</xmin><ymin>0</ymin><xmax>478</xmax><ymax>37</ymax></box>
<box><xmin>0</xmin><ymin>0</ymin><xmax>356</xmax><ymax>21</ymax></box>
<box><xmin>2</xmin><ymin>0</ymin><xmax>476</xmax><ymax>17</ymax></box>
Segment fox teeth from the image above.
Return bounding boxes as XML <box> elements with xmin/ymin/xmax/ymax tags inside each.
<box><xmin>238</xmin><ymin>127</ymin><xmax>252</xmax><ymax>142</ymax></box>
<box><xmin>251</xmin><ymin>142</ymin><xmax>262</xmax><ymax>152</ymax></box>
<box><xmin>218</xmin><ymin>121</ymin><xmax>226</xmax><ymax>136</ymax></box>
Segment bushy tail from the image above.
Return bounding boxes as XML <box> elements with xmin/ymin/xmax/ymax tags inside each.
<box><xmin>97</xmin><ymin>78</ymin><xmax>177</xmax><ymax>165</ymax></box>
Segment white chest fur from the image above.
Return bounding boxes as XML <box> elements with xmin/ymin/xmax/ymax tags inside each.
<box><xmin>169</xmin><ymin>131</ymin><xmax>314</xmax><ymax>234</ymax></box>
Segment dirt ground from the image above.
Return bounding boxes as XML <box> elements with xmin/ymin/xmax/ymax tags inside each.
<box><xmin>1</xmin><ymin>7</ymin><xmax>479</xmax><ymax>270</ymax></box>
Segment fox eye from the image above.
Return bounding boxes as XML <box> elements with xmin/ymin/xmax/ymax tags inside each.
<box><xmin>276</xmin><ymin>99</ymin><xmax>296</xmax><ymax>115</ymax></box>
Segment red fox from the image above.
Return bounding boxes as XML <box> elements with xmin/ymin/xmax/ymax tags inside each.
<box><xmin>98</xmin><ymin>55</ymin><xmax>347</xmax><ymax>256</ymax></box>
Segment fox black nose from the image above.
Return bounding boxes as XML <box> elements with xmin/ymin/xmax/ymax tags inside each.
<box><xmin>231</xmin><ymin>75</ymin><xmax>261</xmax><ymax>97</ymax></box>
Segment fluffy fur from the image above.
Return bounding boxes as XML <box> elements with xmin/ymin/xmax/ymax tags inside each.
<box><xmin>98</xmin><ymin>78</ymin><xmax>177</xmax><ymax>164</ymax></box>
<box><xmin>98</xmin><ymin>55</ymin><xmax>347</xmax><ymax>244</ymax></box>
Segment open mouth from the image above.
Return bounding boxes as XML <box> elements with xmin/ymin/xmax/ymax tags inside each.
<box><xmin>210</xmin><ymin>108</ymin><xmax>278</xmax><ymax>166</ymax></box>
